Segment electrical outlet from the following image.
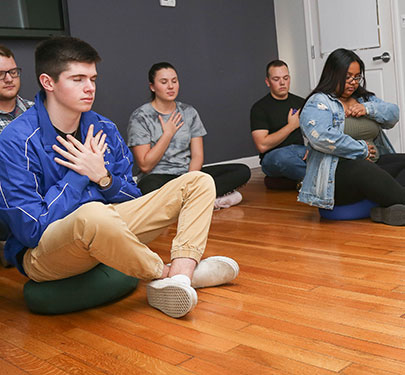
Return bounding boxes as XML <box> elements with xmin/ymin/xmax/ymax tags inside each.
<box><xmin>160</xmin><ymin>0</ymin><xmax>176</xmax><ymax>7</ymax></box>
<box><xmin>401</xmin><ymin>14</ymin><xmax>405</xmax><ymax>28</ymax></box>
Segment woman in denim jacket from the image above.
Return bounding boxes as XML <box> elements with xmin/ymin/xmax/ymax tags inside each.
<box><xmin>298</xmin><ymin>48</ymin><xmax>405</xmax><ymax>225</ymax></box>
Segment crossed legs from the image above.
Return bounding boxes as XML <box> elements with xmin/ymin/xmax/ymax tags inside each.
<box><xmin>23</xmin><ymin>171</ymin><xmax>215</xmax><ymax>282</ymax></box>
<box><xmin>22</xmin><ymin>171</ymin><xmax>240</xmax><ymax>317</ymax></box>
<box><xmin>261</xmin><ymin>144</ymin><xmax>306</xmax><ymax>181</ymax></box>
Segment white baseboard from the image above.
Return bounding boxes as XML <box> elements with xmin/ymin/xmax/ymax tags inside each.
<box><xmin>204</xmin><ymin>155</ymin><xmax>260</xmax><ymax>169</ymax></box>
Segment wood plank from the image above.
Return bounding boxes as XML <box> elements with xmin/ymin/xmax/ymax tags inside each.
<box><xmin>115</xmin><ymin>298</ymin><xmax>350</xmax><ymax>371</ymax></box>
<box><xmin>237</xmin><ymin>324</ymin><xmax>405</xmax><ymax>374</ymax></box>
<box><xmin>47</xmin><ymin>354</ymin><xmax>107</xmax><ymax>375</ymax></box>
<box><xmin>0</xmin><ymin>357</ymin><xmax>29</xmax><ymax>375</ymax></box>
<box><xmin>0</xmin><ymin>321</ymin><xmax>63</xmax><ymax>361</ymax></box>
<box><xmin>180</xmin><ymin>356</ymin><xmax>287</xmax><ymax>375</ymax></box>
<box><xmin>158</xmin><ymin>335</ymin><xmax>290</xmax><ymax>375</ymax></box>
<box><xmin>341</xmin><ymin>363</ymin><xmax>400</xmax><ymax>375</ymax></box>
<box><xmin>198</xmin><ymin>289</ymin><xmax>405</xmax><ymax>356</ymax></box>
<box><xmin>29</xmin><ymin>331</ymin><xmax>155</xmax><ymax>375</ymax></box>
<box><xmin>229</xmin><ymin>345</ymin><xmax>341</xmax><ymax>375</ymax></box>
<box><xmin>65</xmin><ymin>311</ymin><xmax>192</xmax><ymax>365</ymax></box>
<box><xmin>99</xmin><ymin>296</ymin><xmax>240</xmax><ymax>353</ymax></box>
<box><xmin>0</xmin><ymin>338</ymin><xmax>68</xmax><ymax>375</ymax></box>
<box><xmin>65</xmin><ymin>328</ymin><xmax>194</xmax><ymax>375</ymax></box>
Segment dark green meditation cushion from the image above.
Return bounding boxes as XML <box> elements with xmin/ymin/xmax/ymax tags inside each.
<box><xmin>23</xmin><ymin>264</ymin><xmax>139</xmax><ymax>315</ymax></box>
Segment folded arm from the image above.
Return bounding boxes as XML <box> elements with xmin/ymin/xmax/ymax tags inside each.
<box><xmin>300</xmin><ymin>94</ymin><xmax>368</xmax><ymax>159</ymax></box>
<box><xmin>251</xmin><ymin>108</ymin><xmax>300</xmax><ymax>153</ymax></box>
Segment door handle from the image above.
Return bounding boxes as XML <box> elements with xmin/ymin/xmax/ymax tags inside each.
<box><xmin>372</xmin><ymin>52</ymin><xmax>391</xmax><ymax>63</ymax></box>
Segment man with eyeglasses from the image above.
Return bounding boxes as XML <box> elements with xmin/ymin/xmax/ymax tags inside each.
<box><xmin>0</xmin><ymin>45</ymin><xmax>33</xmax><ymax>267</ymax></box>
<box><xmin>250</xmin><ymin>60</ymin><xmax>306</xmax><ymax>184</ymax></box>
<box><xmin>0</xmin><ymin>45</ymin><xmax>33</xmax><ymax>133</ymax></box>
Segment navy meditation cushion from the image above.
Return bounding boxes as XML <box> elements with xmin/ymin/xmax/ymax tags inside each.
<box><xmin>23</xmin><ymin>263</ymin><xmax>138</xmax><ymax>314</ymax></box>
<box><xmin>319</xmin><ymin>199</ymin><xmax>377</xmax><ymax>220</ymax></box>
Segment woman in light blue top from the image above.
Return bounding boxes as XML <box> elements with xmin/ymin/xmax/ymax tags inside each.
<box><xmin>299</xmin><ymin>48</ymin><xmax>405</xmax><ymax>225</ymax></box>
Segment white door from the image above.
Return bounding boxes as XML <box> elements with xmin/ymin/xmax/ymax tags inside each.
<box><xmin>304</xmin><ymin>0</ymin><xmax>402</xmax><ymax>151</ymax></box>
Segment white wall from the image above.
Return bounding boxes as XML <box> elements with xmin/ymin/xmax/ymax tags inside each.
<box><xmin>394</xmin><ymin>0</ymin><xmax>405</xmax><ymax>138</ymax></box>
<box><xmin>397</xmin><ymin>0</ymin><xmax>405</xmax><ymax>69</ymax></box>
<box><xmin>273</xmin><ymin>0</ymin><xmax>311</xmax><ymax>98</ymax></box>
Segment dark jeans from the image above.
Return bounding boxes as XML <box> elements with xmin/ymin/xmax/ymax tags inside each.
<box><xmin>334</xmin><ymin>154</ymin><xmax>405</xmax><ymax>207</ymax></box>
<box><xmin>138</xmin><ymin>163</ymin><xmax>251</xmax><ymax>196</ymax></box>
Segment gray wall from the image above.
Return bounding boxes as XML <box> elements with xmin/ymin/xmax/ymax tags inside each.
<box><xmin>0</xmin><ymin>0</ymin><xmax>278</xmax><ymax>164</ymax></box>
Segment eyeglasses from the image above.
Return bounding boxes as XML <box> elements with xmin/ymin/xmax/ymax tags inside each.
<box><xmin>346</xmin><ymin>75</ymin><xmax>363</xmax><ymax>84</ymax></box>
<box><xmin>0</xmin><ymin>67</ymin><xmax>22</xmax><ymax>80</ymax></box>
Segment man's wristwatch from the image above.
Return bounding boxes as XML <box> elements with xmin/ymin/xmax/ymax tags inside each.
<box><xmin>98</xmin><ymin>171</ymin><xmax>112</xmax><ymax>189</ymax></box>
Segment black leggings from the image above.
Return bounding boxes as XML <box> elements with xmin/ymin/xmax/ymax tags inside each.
<box><xmin>137</xmin><ymin>163</ymin><xmax>251</xmax><ymax>196</ymax></box>
<box><xmin>334</xmin><ymin>154</ymin><xmax>405</xmax><ymax>207</ymax></box>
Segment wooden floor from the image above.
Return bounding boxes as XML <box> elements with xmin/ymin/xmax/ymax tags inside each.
<box><xmin>0</xmin><ymin>168</ymin><xmax>404</xmax><ymax>374</ymax></box>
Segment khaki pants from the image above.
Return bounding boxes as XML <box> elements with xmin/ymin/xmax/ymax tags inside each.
<box><xmin>23</xmin><ymin>171</ymin><xmax>215</xmax><ymax>282</ymax></box>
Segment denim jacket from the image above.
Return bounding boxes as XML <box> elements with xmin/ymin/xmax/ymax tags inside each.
<box><xmin>298</xmin><ymin>93</ymin><xmax>399</xmax><ymax>209</ymax></box>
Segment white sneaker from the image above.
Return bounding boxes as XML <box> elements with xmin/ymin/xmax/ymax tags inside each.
<box><xmin>146</xmin><ymin>278</ymin><xmax>198</xmax><ymax>318</ymax></box>
<box><xmin>214</xmin><ymin>191</ymin><xmax>242</xmax><ymax>210</ymax></box>
<box><xmin>192</xmin><ymin>256</ymin><xmax>239</xmax><ymax>288</ymax></box>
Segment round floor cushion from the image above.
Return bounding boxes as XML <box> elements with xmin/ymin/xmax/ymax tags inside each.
<box><xmin>319</xmin><ymin>199</ymin><xmax>377</xmax><ymax>220</ymax></box>
<box><xmin>24</xmin><ymin>264</ymin><xmax>139</xmax><ymax>314</ymax></box>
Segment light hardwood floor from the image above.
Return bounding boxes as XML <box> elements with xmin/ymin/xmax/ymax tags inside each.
<box><xmin>0</xmin><ymin>168</ymin><xmax>404</xmax><ymax>374</ymax></box>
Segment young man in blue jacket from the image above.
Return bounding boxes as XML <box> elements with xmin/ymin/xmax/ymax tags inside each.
<box><xmin>0</xmin><ymin>37</ymin><xmax>239</xmax><ymax>318</ymax></box>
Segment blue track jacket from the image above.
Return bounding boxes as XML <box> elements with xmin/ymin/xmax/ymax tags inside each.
<box><xmin>0</xmin><ymin>92</ymin><xmax>142</xmax><ymax>274</ymax></box>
